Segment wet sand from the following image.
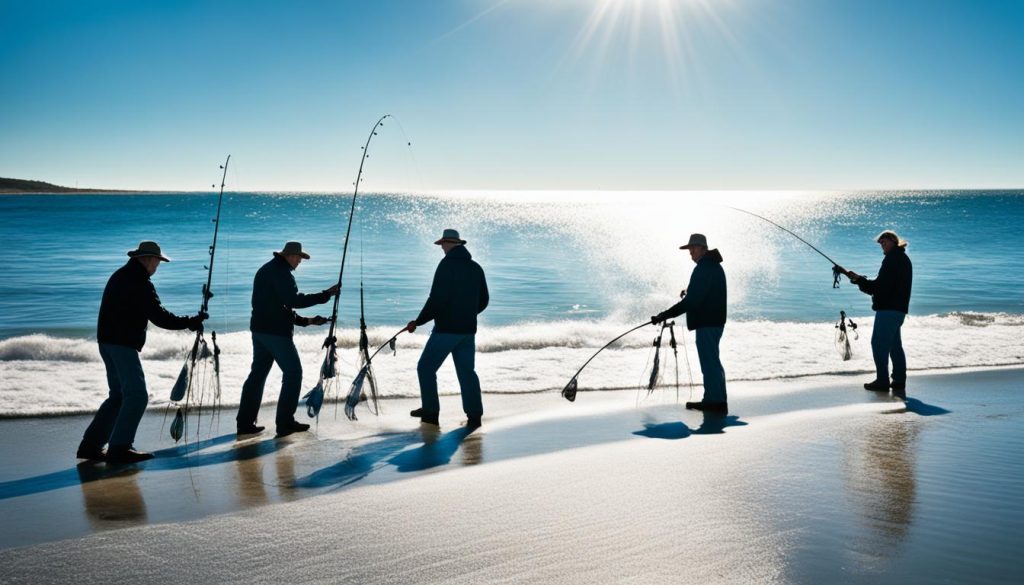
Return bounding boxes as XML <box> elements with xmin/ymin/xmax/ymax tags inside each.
<box><xmin>1</xmin><ymin>368</ymin><xmax>1022</xmax><ymax>584</ymax></box>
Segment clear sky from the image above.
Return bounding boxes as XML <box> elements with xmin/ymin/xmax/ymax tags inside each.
<box><xmin>1</xmin><ymin>0</ymin><xmax>1022</xmax><ymax>191</ymax></box>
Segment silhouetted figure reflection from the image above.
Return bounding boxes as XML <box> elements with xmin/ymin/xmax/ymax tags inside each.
<box><xmin>459</xmin><ymin>432</ymin><xmax>484</xmax><ymax>466</ymax></box>
<box><xmin>843</xmin><ymin>418</ymin><xmax>920</xmax><ymax>551</ymax></box>
<box><xmin>234</xmin><ymin>456</ymin><xmax>268</xmax><ymax>508</ymax></box>
<box><xmin>275</xmin><ymin>450</ymin><xmax>298</xmax><ymax>502</ymax></box>
<box><xmin>77</xmin><ymin>464</ymin><xmax>148</xmax><ymax>529</ymax></box>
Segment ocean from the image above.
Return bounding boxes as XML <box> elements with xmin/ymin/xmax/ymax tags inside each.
<box><xmin>1</xmin><ymin>190</ymin><xmax>1022</xmax><ymax>416</ymax></box>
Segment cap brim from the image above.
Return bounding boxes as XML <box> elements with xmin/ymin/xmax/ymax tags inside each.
<box><xmin>434</xmin><ymin>238</ymin><xmax>467</xmax><ymax>245</ymax></box>
<box><xmin>274</xmin><ymin>251</ymin><xmax>311</xmax><ymax>259</ymax></box>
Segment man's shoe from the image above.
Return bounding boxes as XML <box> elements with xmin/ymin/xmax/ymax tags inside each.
<box><xmin>420</xmin><ymin>412</ymin><xmax>439</xmax><ymax>426</ymax></box>
<box><xmin>466</xmin><ymin>415</ymin><xmax>482</xmax><ymax>430</ymax></box>
<box><xmin>276</xmin><ymin>420</ymin><xmax>311</xmax><ymax>438</ymax></box>
<box><xmin>685</xmin><ymin>401</ymin><xmax>728</xmax><ymax>414</ymax></box>
<box><xmin>410</xmin><ymin>408</ymin><xmax>424</xmax><ymax>418</ymax></box>
<box><xmin>237</xmin><ymin>424</ymin><xmax>265</xmax><ymax>436</ymax></box>
<box><xmin>864</xmin><ymin>380</ymin><xmax>890</xmax><ymax>391</ymax></box>
<box><xmin>76</xmin><ymin>442</ymin><xmax>106</xmax><ymax>461</ymax></box>
<box><xmin>106</xmin><ymin>445</ymin><xmax>154</xmax><ymax>464</ymax></box>
<box><xmin>892</xmin><ymin>385</ymin><xmax>907</xmax><ymax>400</ymax></box>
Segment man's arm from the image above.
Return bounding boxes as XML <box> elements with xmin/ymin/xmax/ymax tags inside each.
<box><xmin>273</xmin><ymin>271</ymin><xmax>335</xmax><ymax>309</ymax></box>
<box><xmin>478</xmin><ymin>269</ymin><xmax>489</xmax><ymax>314</ymax></box>
<box><xmin>415</xmin><ymin>263</ymin><xmax>451</xmax><ymax>326</ymax></box>
<box><xmin>141</xmin><ymin>281</ymin><xmax>197</xmax><ymax>330</ymax></box>
<box><xmin>655</xmin><ymin>264</ymin><xmax>709</xmax><ymax>321</ymax></box>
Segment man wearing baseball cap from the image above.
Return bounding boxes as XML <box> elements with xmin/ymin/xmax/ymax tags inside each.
<box><xmin>406</xmin><ymin>229</ymin><xmax>490</xmax><ymax>429</ymax></box>
<box><xmin>652</xmin><ymin>233</ymin><xmax>729</xmax><ymax>414</ymax></box>
<box><xmin>78</xmin><ymin>241</ymin><xmax>207</xmax><ymax>464</ymax></box>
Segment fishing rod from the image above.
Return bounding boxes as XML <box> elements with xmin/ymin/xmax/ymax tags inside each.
<box><xmin>305</xmin><ymin>115</ymin><xmax>391</xmax><ymax>419</ymax></box>
<box><xmin>728</xmin><ymin>206</ymin><xmax>849</xmax><ymax>288</ymax></box>
<box><xmin>344</xmin><ymin>327</ymin><xmax>407</xmax><ymax>420</ymax></box>
<box><xmin>562</xmin><ymin>320</ymin><xmax>654</xmax><ymax>402</ymax></box>
<box><xmin>168</xmin><ymin>155</ymin><xmax>231</xmax><ymax>442</ymax></box>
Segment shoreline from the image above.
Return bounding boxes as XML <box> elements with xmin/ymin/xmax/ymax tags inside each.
<box><xmin>1</xmin><ymin>366</ymin><xmax>1021</xmax><ymax>582</ymax></box>
<box><xmin>1</xmin><ymin>362</ymin><xmax>1021</xmax><ymax>420</ymax></box>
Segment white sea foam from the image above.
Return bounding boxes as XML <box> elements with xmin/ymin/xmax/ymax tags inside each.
<box><xmin>0</xmin><ymin>312</ymin><xmax>1021</xmax><ymax>417</ymax></box>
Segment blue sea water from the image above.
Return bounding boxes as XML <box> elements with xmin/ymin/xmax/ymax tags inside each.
<box><xmin>0</xmin><ymin>190</ymin><xmax>1022</xmax><ymax>339</ymax></box>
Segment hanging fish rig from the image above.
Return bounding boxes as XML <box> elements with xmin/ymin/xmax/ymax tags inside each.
<box><xmin>303</xmin><ymin>114</ymin><xmax>410</xmax><ymax>422</ymax></box>
<box><xmin>166</xmin><ymin>155</ymin><xmax>231</xmax><ymax>443</ymax></box>
<box><xmin>728</xmin><ymin>206</ymin><xmax>861</xmax><ymax>361</ymax></box>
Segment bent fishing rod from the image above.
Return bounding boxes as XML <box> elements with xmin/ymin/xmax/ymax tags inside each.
<box><xmin>562</xmin><ymin>319</ymin><xmax>654</xmax><ymax>402</ymax></box>
<box><xmin>727</xmin><ymin>206</ymin><xmax>850</xmax><ymax>287</ymax></box>
<box><xmin>323</xmin><ymin>114</ymin><xmax>392</xmax><ymax>348</ymax></box>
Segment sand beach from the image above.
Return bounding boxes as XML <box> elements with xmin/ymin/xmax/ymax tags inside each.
<box><xmin>1</xmin><ymin>367</ymin><xmax>1021</xmax><ymax>584</ymax></box>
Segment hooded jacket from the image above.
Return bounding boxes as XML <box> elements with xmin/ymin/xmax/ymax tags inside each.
<box><xmin>250</xmin><ymin>255</ymin><xmax>332</xmax><ymax>337</ymax></box>
<box><xmin>97</xmin><ymin>259</ymin><xmax>193</xmax><ymax>351</ymax></box>
<box><xmin>856</xmin><ymin>246</ymin><xmax>912</xmax><ymax>313</ymax></box>
<box><xmin>415</xmin><ymin>245</ymin><xmax>489</xmax><ymax>334</ymax></box>
<box><xmin>658</xmin><ymin>249</ymin><xmax>727</xmax><ymax>331</ymax></box>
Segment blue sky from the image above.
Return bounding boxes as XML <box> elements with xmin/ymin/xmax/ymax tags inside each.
<box><xmin>1</xmin><ymin>0</ymin><xmax>1022</xmax><ymax>191</ymax></box>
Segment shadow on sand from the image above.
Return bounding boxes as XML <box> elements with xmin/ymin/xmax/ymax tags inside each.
<box><xmin>0</xmin><ymin>432</ymin><xmax>285</xmax><ymax>500</ymax></box>
<box><xmin>883</xmin><ymin>397</ymin><xmax>952</xmax><ymax>417</ymax></box>
<box><xmin>633</xmin><ymin>413</ymin><xmax>747</xmax><ymax>440</ymax></box>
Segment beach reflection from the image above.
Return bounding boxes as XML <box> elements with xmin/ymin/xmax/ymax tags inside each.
<box><xmin>843</xmin><ymin>419</ymin><xmax>920</xmax><ymax>550</ymax></box>
<box><xmin>77</xmin><ymin>464</ymin><xmax>148</xmax><ymax>529</ymax></box>
<box><xmin>234</xmin><ymin>457</ymin><xmax>269</xmax><ymax>508</ymax></box>
<box><xmin>275</xmin><ymin>450</ymin><xmax>298</xmax><ymax>502</ymax></box>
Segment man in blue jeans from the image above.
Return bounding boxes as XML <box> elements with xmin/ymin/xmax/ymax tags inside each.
<box><xmin>236</xmin><ymin>242</ymin><xmax>338</xmax><ymax>437</ymax></box>
<box><xmin>846</xmin><ymin>230</ymin><xmax>913</xmax><ymax>399</ymax></box>
<box><xmin>406</xmin><ymin>229</ymin><xmax>490</xmax><ymax>429</ymax></box>
<box><xmin>652</xmin><ymin>233</ymin><xmax>728</xmax><ymax>414</ymax></box>
<box><xmin>79</xmin><ymin>241</ymin><xmax>207</xmax><ymax>464</ymax></box>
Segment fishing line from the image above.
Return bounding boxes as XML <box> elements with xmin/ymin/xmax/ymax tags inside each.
<box><xmin>562</xmin><ymin>320</ymin><xmax>654</xmax><ymax>402</ymax></box>
<box><xmin>728</xmin><ymin>205</ymin><xmax>861</xmax><ymax>360</ymax></box>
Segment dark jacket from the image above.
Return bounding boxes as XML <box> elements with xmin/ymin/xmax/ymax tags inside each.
<box><xmin>415</xmin><ymin>245</ymin><xmax>489</xmax><ymax>334</ymax></box>
<box><xmin>97</xmin><ymin>259</ymin><xmax>193</xmax><ymax>351</ymax></box>
<box><xmin>250</xmin><ymin>255</ymin><xmax>332</xmax><ymax>337</ymax></box>
<box><xmin>658</xmin><ymin>250</ymin><xmax>727</xmax><ymax>331</ymax></box>
<box><xmin>856</xmin><ymin>246</ymin><xmax>912</xmax><ymax>313</ymax></box>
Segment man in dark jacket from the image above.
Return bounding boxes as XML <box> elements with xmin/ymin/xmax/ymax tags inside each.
<box><xmin>652</xmin><ymin>233</ymin><xmax>729</xmax><ymax>414</ymax></box>
<box><xmin>236</xmin><ymin>242</ymin><xmax>338</xmax><ymax>437</ymax></box>
<box><xmin>78</xmin><ymin>241</ymin><xmax>206</xmax><ymax>464</ymax></box>
<box><xmin>406</xmin><ymin>229</ymin><xmax>489</xmax><ymax>428</ymax></box>
<box><xmin>845</xmin><ymin>230</ymin><xmax>913</xmax><ymax>399</ymax></box>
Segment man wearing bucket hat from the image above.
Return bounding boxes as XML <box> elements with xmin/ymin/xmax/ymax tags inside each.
<box><xmin>78</xmin><ymin>241</ymin><xmax>207</xmax><ymax>464</ymax></box>
<box><xmin>405</xmin><ymin>229</ymin><xmax>490</xmax><ymax>429</ymax></box>
<box><xmin>652</xmin><ymin>233</ymin><xmax>729</xmax><ymax>414</ymax></box>
<box><xmin>237</xmin><ymin>242</ymin><xmax>339</xmax><ymax>437</ymax></box>
<box><xmin>845</xmin><ymin>230</ymin><xmax>913</xmax><ymax>399</ymax></box>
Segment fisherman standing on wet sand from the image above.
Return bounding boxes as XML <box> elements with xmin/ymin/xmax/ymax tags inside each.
<box><xmin>78</xmin><ymin>241</ymin><xmax>207</xmax><ymax>464</ymax></box>
<box><xmin>845</xmin><ymin>230</ymin><xmax>913</xmax><ymax>399</ymax></box>
<box><xmin>406</xmin><ymin>229</ymin><xmax>490</xmax><ymax>429</ymax></box>
<box><xmin>236</xmin><ymin>242</ymin><xmax>338</xmax><ymax>438</ymax></box>
<box><xmin>652</xmin><ymin>233</ymin><xmax>729</xmax><ymax>414</ymax></box>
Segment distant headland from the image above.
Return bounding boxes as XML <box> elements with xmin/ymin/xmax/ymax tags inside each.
<box><xmin>0</xmin><ymin>177</ymin><xmax>140</xmax><ymax>194</ymax></box>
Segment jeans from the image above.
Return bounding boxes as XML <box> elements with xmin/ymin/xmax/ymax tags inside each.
<box><xmin>871</xmin><ymin>310</ymin><xmax>907</xmax><ymax>384</ymax></box>
<box><xmin>237</xmin><ymin>332</ymin><xmax>303</xmax><ymax>427</ymax></box>
<box><xmin>695</xmin><ymin>327</ymin><xmax>727</xmax><ymax>404</ymax></box>
<box><xmin>82</xmin><ymin>343</ymin><xmax>150</xmax><ymax>449</ymax></box>
<box><xmin>416</xmin><ymin>332</ymin><xmax>483</xmax><ymax>416</ymax></box>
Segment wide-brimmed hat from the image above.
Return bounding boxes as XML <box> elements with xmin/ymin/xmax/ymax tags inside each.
<box><xmin>434</xmin><ymin>228</ymin><xmax>467</xmax><ymax>245</ymax></box>
<box><xmin>875</xmin><ymin>230</ymin><xmax>908</xmax><ymax>249</ymax></box>
<box><xmin>679</xmin><ymin>233</ymin><xmax>709</xmax><ymax>250</ymax></box>
<box><xmin>273</xmin><ymin>241</ymin><xmax>311</xmax><ymax>259</ymax></box>
<box><xmin>127</xmin><ymin>241</ymin><xmax>170</xmax><ymax>262</ymax></box>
